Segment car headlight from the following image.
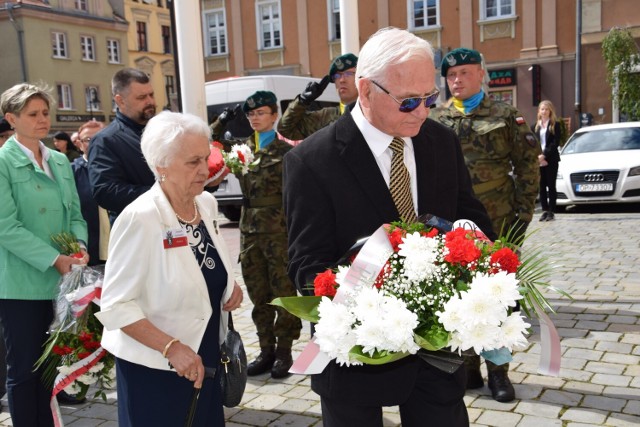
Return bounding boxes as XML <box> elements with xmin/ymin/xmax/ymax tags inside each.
<box><xmin>629</xmin><ymin>166</ymin><xmax>640</xmax><ymax>177</ymax></box>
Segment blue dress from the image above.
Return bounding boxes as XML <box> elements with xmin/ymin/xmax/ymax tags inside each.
<box><xmin>116</xmin><ymin>220</ymin><xmax>227</xmax><ymax>426</ymax></box>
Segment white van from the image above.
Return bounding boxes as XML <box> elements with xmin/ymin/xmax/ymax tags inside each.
<box><xmin>206</xmin><ymin>75</ymin><xmax>341</xmax><ymax>221</ymax></box>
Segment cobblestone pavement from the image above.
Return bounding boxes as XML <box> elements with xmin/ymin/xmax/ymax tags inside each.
<box><xmin>1</xmin><ymin>206</ymin><xmax>639</xmax><ymax>426</ymax></box>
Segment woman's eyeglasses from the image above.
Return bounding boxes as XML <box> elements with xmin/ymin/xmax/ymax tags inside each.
<box><xmin>370</xmin><ymin>80</ymin><xmax>440</xmax><ymax>113</ymax></box>
<box><xmin>246</xmin><ymin>110</ymin><xmax>271</xmax><ymax>118</ymax></box>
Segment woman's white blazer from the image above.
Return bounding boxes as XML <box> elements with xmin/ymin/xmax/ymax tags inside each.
<box><xmin>96</xmin><ymin>183</ymin><xmax>236</xmax><ymax>371</ymax></box>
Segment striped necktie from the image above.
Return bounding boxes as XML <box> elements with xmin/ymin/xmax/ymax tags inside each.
<box><xmin>389</xmin><ymin>137</ymin><xmax>417</xmax><ymax>223</ymax></box>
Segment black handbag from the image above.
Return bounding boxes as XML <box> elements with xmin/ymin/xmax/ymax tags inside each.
<box><xmin>220</xmin><ymin>312</ymin><xmax>247</xmax><ymax>407</ymax></box>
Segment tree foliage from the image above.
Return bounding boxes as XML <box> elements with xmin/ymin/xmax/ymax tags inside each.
<box><xmin>601</xmin><ymin>27</ymin><xmax>640</xmax><ymax>121</ymax></box>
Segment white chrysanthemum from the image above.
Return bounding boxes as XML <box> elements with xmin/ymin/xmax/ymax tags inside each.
<box><xmin>382</xmin><ymin>303</ymin><xmax>420</xmax><ymax>353</ymax></box>
<box><xmin>351</xmin><ymin>286</ymin><xmax>384</xmax><ymax>322</ymax></box>
<box><xmin>470</xmin><ymin>271</ymin><xmax>522</xmax><ymax>308</ymax></box>
<box><xmin>456</xmin><ymin>322</ymin><xmax>502</xmax><ymax>354</ymax></box>
<box><xmin>436</xmin><ymin>296</ymin><xmax>465</xmax><ymax>332</ymax></box>
<box><xmin>459</xmin><ymin>289</ymin><xmax>506</xmax><ymax>326</ymax></box>
<box><xmin>57</xmin><ymin>365</ymin><xmax>74</xmax><ymax>375</ymax></box>
<box><xmin>315</xmin><ymin>297</ymin><xmax>359</xmax><ymax>365</ymax></box>
<box><xmin>398</xmin><ymin>233</ymin><xmax>440</xmax><ymax>282</ymax></box>
<box><xmin>354</xmin><ymin>316</ymin><xmax>387</xmax><ymax>355</ymax></box>
<box><xmin>63</xmin><ymin>382</ymin><xmax>82</xmax><ymax>395</ymax></box>
<box><xmin>77</xmin><ymin>373</ymin><xmax>98</xmax><ymax>385</ymax></box>
<box><xmin>88</xmin><ymin>362</ymin><xmax>104</xmax><ymax>374</ymax></box>
<box><xmin>499</xmin><ymin>313</ymin><xmax>531</xmax><ymax>351</ymax></box>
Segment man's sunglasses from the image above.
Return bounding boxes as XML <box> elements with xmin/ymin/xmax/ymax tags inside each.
<box><xmin>370</xmin><ymin>80</ymin><xmax>440</xmax><ymax>113</ymax></box>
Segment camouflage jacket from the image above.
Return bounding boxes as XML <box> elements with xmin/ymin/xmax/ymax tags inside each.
<box><xmin>430</xmin><ymin>96</ymin><xmax>541</xmax><ymax>224</ymax></box>
<box><xmin>211</xmin><ymin>120</ymin><xmax>291</xmax><ymax>235</ymax></box>
<box><xmin>276</xmin><ymin>96</ymin><xmax>342</xmax><ymax>141</ymax></box>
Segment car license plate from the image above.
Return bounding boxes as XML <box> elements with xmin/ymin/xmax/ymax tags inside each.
<box><xmin>575</xmin><ymin>183</ymin><xmax>613</xmax><ymax>192</ymax></box>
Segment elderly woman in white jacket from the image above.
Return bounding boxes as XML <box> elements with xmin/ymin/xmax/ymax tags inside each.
<box><xmin>96</xmin><ymin>111</ymin><xmax>243</xmax><ymax>426</ymax></box>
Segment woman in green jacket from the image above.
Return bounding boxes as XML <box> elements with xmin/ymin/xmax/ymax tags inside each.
<box><xmin>0</xmin><ymin>83</ymin><xmax>88</xmax><ymax>425</ymax></box>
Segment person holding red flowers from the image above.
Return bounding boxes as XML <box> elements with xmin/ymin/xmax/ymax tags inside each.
<box><xmin>284</xmin><ymin>28</ymin><xmax>495</xmax><ymax>427</ymax></box>
<box><xmin>0</xmin><ymin>83</ymin><xmax>88</xmax><ymax>425</ymax></box>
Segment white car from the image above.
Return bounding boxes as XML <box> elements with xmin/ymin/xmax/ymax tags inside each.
<box><xmin>556</xmin><ymin>122</ymin><xmax>640</xmax><ymax>206</ymax></box>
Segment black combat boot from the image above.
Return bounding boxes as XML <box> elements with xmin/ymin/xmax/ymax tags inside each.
<box><xmin>464</xmin><ymin>354</ymin><xmax>484</xmax><ymax>389</ymax></box>
<box><xmin>271</xmin><ymin>347</ymin><xmax>293</xmax><ymax>379</ymax></box>
<box><xmin>487</xmin><ymin>366</ymin><xmax>515</xmax><ymax>402</ymax></box>
<box><xmin>247</xmin><ymin>346</ymin><xmax>275</xmax><ymax>376</ymax></box>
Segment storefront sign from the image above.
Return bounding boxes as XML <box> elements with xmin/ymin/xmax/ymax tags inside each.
<box><xmin>56</xmin><ymin>114</ymin><xmax>106</xmax><ymax>123</ymax></box>
<box><xmin>488</xmin><ymin>69</ymin><xmax>517</xmax><ymax>87</ymax></box>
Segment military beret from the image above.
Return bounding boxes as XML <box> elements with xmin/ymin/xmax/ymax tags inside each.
<box><xmin>329</xmin><ymin>53</ymin><xmax>358</xmax><ymax>82</ymax></box>
<box><xmin>441</xmin><ymin>47</ymin><xmax>482</xmax><ymax>77</ymax></box>
<box><xmin>0</xmin><ymin>117</ymin><xmax>11</xmax><ymax>134</ymax></box>
<box><xmin>242</xmin><ymin>91</ymin><xmax>278</xmax><ymax>113</ymax></box>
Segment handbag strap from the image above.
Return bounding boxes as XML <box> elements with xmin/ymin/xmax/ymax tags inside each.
<box><xmin>227</xmin><ymin>311</ymin><xmax>235</xmax><ymax>331</ymax></box>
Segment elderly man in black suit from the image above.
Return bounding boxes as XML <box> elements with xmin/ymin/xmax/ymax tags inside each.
<box><xmin>284</xmin><ymin>27</ymin><xmax>496</xmax><ymax>427</ymax></box>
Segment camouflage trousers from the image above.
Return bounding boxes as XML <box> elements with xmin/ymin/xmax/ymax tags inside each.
<box><xmin>464</xmin><ymin>354</ymin><xmax>510</xmax><ymax>374</ymax></box>
<box><xmin>240</xmin><ymin>232</ymin><xmax>302</xmax><ymax>350</ymax></box>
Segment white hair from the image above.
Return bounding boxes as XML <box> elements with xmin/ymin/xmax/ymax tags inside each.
<box><xmin>141</xmin><ymin>111</ymin><xmax>210</xmax><ymax>180</ymax></box>
<box><xmin>356</xmin><ymin>27</ymin><xmax>435</xmax><ymax>85</ymax></box>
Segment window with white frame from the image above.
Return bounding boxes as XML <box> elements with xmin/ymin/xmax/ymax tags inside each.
<box><xmin>204</xmin><ymin>9</ymin><xmax>227</xmax><ymax>56</ymax></box>
<box><xmin>481</xmin><ymin>0</ymin><xmax>514</xmax><ymax>19</ymax></box>
<box><xmin>57</xmin><ymin>84</ymin><xmax>73</xmax><ymax>110</ymax></box>
<box><xmin>75</xmin><ymin>0</ymin><xmax>87</xmax><ymax>11</ymax></box>
<box><xmin>257</xmin><ymin>0</ymin><xmax>281</xmax><ymax>49</ymax></box>
<box><xmin>329</xmin><ymin>0</ymin><xmax>340</xmax><ymax>40</ymax></box>
<box><xmin>410</xmin><ymin>0</ymin><xmax>439</xmax><ymax>28</ymax></box>
<box><xmin>80</xmin><ymin>35</ymin><xmax>96</xmax><ymax>61</ymax></box>
<box><xmin>85</xmin><ymin>86</ymin><xmax>101</xmax><ymax>112</ymax></box>
<box><xmin>107</xmin><ymin>39</ymin><xmax>121</xmax><ymax>64</ymax></box>
<box><xmin>52</xmin><ymin>32</ymin><xmax>68</xmax><ymax>58</ymax></box>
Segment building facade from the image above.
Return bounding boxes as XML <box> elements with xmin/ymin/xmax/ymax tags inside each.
<box><xmin>125</xmin><ymin>0</ymin><xmax>177</xmax><ymax>111</ymax></box>
<box><xmin>199</xmin><ymin>0</ymin><xmax>640</xmax><ymax>128</ymax></box>
<box><xmin>0</xmin><ymin>0</ymin><xmax>129</xmax><ymax>133</ymax></box>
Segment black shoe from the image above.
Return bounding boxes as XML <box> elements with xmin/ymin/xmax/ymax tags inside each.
<box><xmin>57</xmin><ymin>390</ymin><xmax>87</xmax><ymax>405</ymax></box>
<box><xmin>271</xmin><ymin>348</ymin><xmax>293</xmax><ymax>379</ymax></box>
<box><xmin>547</xmin><ymin>212</ymin><xmax>555</xmax><ymax>221</ymax></box>
<box><xmin>539</xmin><ymin>211</ymin><xmax>549</xmax><ymax>222</ymax></box>
<box><xmin>247</xmin><ymin>347</ymin><xmax>275</xmax><ymax>376</ymax></box>
<box><xmin>487</xmin><ymin>370</ymin><xmax>515</xmax><ymax>402</ymax></box>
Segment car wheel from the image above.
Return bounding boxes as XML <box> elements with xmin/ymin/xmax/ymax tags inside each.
<box><xmin>220</xmin><ymin>205</ymin><xmax>241</xmax><ymax>222</ymax></box>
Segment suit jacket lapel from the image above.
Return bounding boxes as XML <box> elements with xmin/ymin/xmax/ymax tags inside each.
<box><xmin>335</xmin><ymin>114</ymin><xmax>398</xmax><ymax>221</ymax></box>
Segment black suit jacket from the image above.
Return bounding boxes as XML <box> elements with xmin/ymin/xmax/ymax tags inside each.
<box><xmin>532</xmin><ymin>121</ymin><xmax>562</xmax><ymax>165</ymax></box>
<box><xmin>283</xmin><ymin>110</ymin><xmax>495</xmax><ymax>406</ymax></box>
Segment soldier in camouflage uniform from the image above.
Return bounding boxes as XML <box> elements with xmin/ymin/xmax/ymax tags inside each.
<box><xmin>431</xmin><ymin>48</ymin><xmax>541</xmax><ymax>403</ymax></box>
<box><xmin>277</xmin><ymin>53</ymin><xmax>358</xmax><ymax>141</ymax></box>
<box><xmin>211</xmin><ymin>91</ymin><xmax>302</xmax><ymax>379</ymax></box>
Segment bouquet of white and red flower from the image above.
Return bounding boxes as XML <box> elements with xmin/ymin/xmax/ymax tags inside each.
<box><xmin>273</xmin><ymin>217</ymin><xmax>564</xmax><ymax>374</ymax></box>
<box><xmin>35</xmin><ymin>233</ymin><xmax>115</xmax><ymax>408</ymax></box>
<box><xmin>214</xmin><ymin>141</ymin><xmax>258</xmax><ymax>176</ymax></box>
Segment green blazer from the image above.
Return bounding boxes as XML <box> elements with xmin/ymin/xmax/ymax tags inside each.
<box><xmin>0</xmin><ymin>137</ymin><xmax>87</xmax><ymax>300</ymax></box>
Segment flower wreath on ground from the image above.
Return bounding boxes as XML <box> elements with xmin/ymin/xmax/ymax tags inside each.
<box><xmin>273</xmin><ymin>216</ymin><xmax>566</xmax><ymax>374</ymax></box>
<box><xmin>35</xmin><ymin>233</ymin><xmax>115</xmax><ymax>418</ymax></box>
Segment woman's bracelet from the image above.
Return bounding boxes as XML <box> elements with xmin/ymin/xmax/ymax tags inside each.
<box><xmin>162</xmin><ymin>338</ymin><xmax>180</xmax><ymax>358</ymax></box>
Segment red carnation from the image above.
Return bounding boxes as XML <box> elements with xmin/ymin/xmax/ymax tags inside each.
<box><xmin>314</xmin><ymin>270</ymin><xmax>338</xmax><ymax>297</ymax></box>
<box><xmin>53</xmin><ymin>345</ymin><xmax>73</xmax><ymax>356</ymax></box>
<box><xmin>387</xmin><ymin>228</ymin><xmax>404</xmax><ymax>252</ymax></box>
<box><xmin>444</xmin><ymin>228</ymin><xmax>481</xmax><ymax>266</ymax></box>
<box><xmin>422</xmin><ymin>228</ymin><xmax>439</xmax><ymax>238</ymax></box>
<box><xmin>78</xmin><ymin>331</ymin><xmax>94</xmax><ymax>343</ymax></box>
<box><xmin>83</xmin><ymin>340</ymin><xmax>101</xmax><ymax>351</ymax></box>
<box><xmin>490</xmin><ymin>247</ymin><xmax>521</xmax><ymax>273</ymax></box>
